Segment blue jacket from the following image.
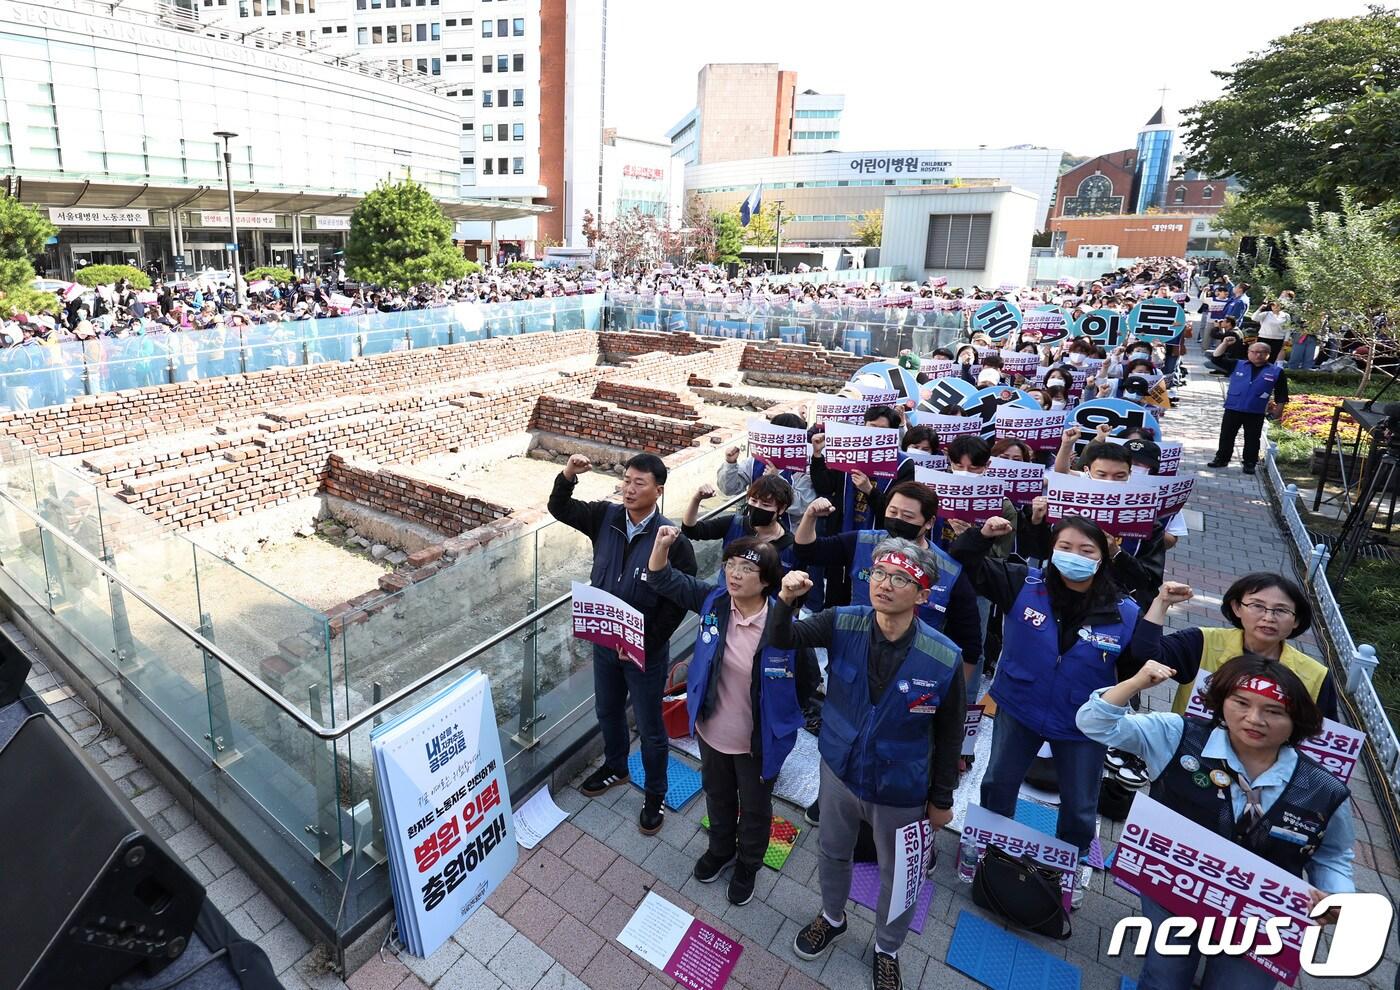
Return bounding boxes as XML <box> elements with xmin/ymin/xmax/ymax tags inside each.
<box><xmin>1225</xmin><ymin>360</ymin><xmax>1281</xmax><ymax>414</ymax></box>
<box><xmin>995</xmin><ymin>570</ymin><xmax>1139</xmax><ymax>740</ymax></box>
<box><xmin>548</xmin><ymin>473</ymin><xmax>697</xmax><ymax>666</ymax></box>
<box><xmin>819</xmin><ymin>607</ymin><xmax>961</xmax><ymax>807</ymax></box>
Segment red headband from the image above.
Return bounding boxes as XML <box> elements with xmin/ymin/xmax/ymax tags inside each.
<box><xmin>1237</xmin><ymin>676</ymin><xmax>1286</xmax><ymax>703</ymax></box>
<box><xmin>875</xmin><ymin>552</ymin><xmax>932</xmax><ymax>591</ymax></box>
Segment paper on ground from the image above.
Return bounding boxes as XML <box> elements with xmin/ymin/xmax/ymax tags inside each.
<box><xmin>513</xmin><ymin>786</ymin><xmax>570</xmax><ymax>850</ymax></box>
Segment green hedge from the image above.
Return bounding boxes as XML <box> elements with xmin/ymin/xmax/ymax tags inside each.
<box><xmin>244</xmin><ymin>266</ymin><xmax>294</xmax><ymax>285</ymax></box>
<box><xmin>462</xmin><ymin>260</ymin><xmax>482</xmax><ymax>275</ymax></box>
<box><xmin>72</xmin><ymin>265</ymin><xmax>151</xmax><ymax>290</ymax></box>
<box><xmin>506</xmin><ymin>260</ymin><xmax>535</xmax><ymax>271</ymax></box>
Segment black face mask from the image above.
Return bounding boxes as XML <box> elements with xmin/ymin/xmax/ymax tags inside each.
<box><xmin>883</xmin><ymin>517</ymin><xmax>924</xmax><ymax>542</ymax></box>
<box><xmin>746</xmin><ymin>505</ymin><xmax>777</xmax><ymax>528</ymax></box>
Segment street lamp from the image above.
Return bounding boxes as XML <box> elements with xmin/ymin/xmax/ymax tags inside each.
<box><xmin>773</xmin><ymin>200</ymin><xmax>784</xmax><ymax>274</ymax></box>
<box><xmin>213</xmin><ymin>130</ymin><xmax>244</xmax><ymax>306</ymax></box>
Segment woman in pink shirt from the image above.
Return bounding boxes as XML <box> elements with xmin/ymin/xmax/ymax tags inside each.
<box><xmin>647</xmin><ymin>529</ymin><xmax>819</xmax><ymax>908</ymax></box>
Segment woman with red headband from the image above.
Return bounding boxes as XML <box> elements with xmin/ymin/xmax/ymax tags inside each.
<box><xmin>1077</xmin><ymin>653</ymin><xmax>1354</xmax><ymax>990</ymax></box>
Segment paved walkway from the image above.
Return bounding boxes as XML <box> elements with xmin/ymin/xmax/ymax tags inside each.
<box><xmin>11</xmin><ymin>368</ymin><xmax>1400</xmax><ymax>990</ymax></box>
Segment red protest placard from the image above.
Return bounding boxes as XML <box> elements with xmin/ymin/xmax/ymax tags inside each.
<box><xmin>1043</xmin><ymin>473</ymin><xmax>1159</xmax><ymax>538</ymax></box>
<box><xmin>983</xmin><ymin>456</ymin><xmax>1046</xmax><ymax>505</ymax></box>
<box><xmin>1152</xmin><ymin>475</ymin><xmax>1195</xmax><ymax>520</ymax></box>
<box><xmin>571</xmin><ymin>582</ymin><xmax>646</xmax><ymax>670</ymax></box>
<box><xmin>745</xmin><ymin>417</ymin><xmax>810</xmax><ymax>473</ymax></box>
<box><xmin>913</xmin><ymin>467</ymin><xmax>1007</xmax><ymax>523</ymax></box>
<box><xmin>994</xmin><ymin>406</ymin><xmax>1066</xmax><ymax>450</ymax></box>
<box><xmin>813</xmin><ymin>394</ymin><xmax>868</xmax><ymax>427</ymax></box>
<box><xmin>823</xmin><ymin>423</ymin><xmax>900</xmax><ymax>478</ymax></box>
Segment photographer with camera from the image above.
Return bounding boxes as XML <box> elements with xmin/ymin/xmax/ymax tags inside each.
<box><xmin>1207</xmin><ymin>337</ymin><xmax>1289</xmax><ymax>474</ymax></box>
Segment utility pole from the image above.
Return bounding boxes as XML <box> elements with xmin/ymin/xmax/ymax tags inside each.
<box><xmin>773</xmin><ymin>200</ymin><xmax>784</xmax><ymax>274</ymax></box>
<box><xmin>213</xmin><ymin>130</ymin><xmax>245</xmax><ymax>307</ymax></box>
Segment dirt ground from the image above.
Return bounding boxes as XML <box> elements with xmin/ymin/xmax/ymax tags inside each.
<box><xmin>437</xmin><ymin>453</ymin><xmax>621</xmax><ymax>511</ymax></box>
<box><xmin>237</xmin><ymin>534</ymin><xmax>393</xmax><ymax>612</ymax></box>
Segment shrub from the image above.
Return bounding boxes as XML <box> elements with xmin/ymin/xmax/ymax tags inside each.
<box><xmin>506</xmin><ymin>260</ymin><xmax>535</xmax><ymax>271</ymax></box>
<box><xmin>72</xmin><ymin>264</ymin><xmax>151</xmax><ymax>290</ymax></box>
<box><xmin>462</xmin><ymin>260</ymin><xmax>482</xmax><ymax>275</ymax></box>
<box><xmin>1279</xmin><ymin>394</ymin><xmax>1364</xmax><ymax>445</ymax></box>
<box><xmin>1266</xmin><ymin>422</ymin><xmax>1317</xmax><ymax>464</ymax></box>
<box><xmin>245</xmin><ymin>266</ymin><xmax>294</xmax><ymax>284</ymax></box>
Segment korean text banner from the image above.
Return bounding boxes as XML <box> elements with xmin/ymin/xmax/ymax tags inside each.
<box><xmin>572</xmin><ymin>582</ymin><xmax>646</xmax><ymax>670</ymax></box>
<box><xmin>1044</xmin><ymin>473</ymin><xmax>1160</xmax><ymax>538</ymax></box>
<box><xmin>1112</xmin><ymin>793</ymin><xmax>1314</xmax><ymax>985</ymax></box>
<box><xmin>994</xmin><ymin>406</ymin><xmax>1066</xmax><ymax>451</ymax></box>
<box><xmin>962</xmin><ymin>803</ymin><xmax>1077</xmax><ymax>909</ymax></box>
<box><xmin>746</xmin><ymin>417</ymin><xmax>810</xmax><ymax>473</ymax></box>
<box><xmin>983</xmin><ymin>456</ymin><xmax>1046</xmax><ymax>505</ymax></box>
<box><xmin>910</xmin><ymin>412</ymin><xmax>983</xmax><ymax>445</ymax></box>
<box><xmin>914</xmin><ymin>467</ymin><xmax>1007</xmax><ymax>523</ymax></box>
<box><xmin>823</xmin><ymin>422</ymin><xmax>901</xmax><ymax>478</ymax></box>
<box><xmin>371</xmin><ymin>671</ymin><xmax>516</xmax><ymax>957</ymax></box>
<box><xmin>813</xmin><ymin>394</ymin><xmax>869</xmax><ymax>427</ymax></box>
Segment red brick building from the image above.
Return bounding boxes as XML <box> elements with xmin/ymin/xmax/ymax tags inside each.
<box><xmin>1049</xmin><ymin>150</ymin><xmax>1225</xmax><ymax>228</ymax></box>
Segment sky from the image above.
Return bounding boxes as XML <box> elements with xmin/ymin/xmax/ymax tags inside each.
<box><xmin>603</xmin><ymin>0</ymin><xmax>1376</xmax><ymax>158</ymax></box>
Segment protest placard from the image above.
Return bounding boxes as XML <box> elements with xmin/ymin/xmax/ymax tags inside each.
<box><xmin>998</xmin><ymin>350</ymin><xmax>1043</xmax><ymax>378</ymax></box>
<box><xmin>1129</xmin><ymin>298</ymin><xmax>1187</xmax><ymax>342</ymax></box>
<box><xmin>984</xmin><ymin>456</ymin><xmax>1046</xmax><ymax>504</ymax></box>
<box><xmin>910</xmin><ymin>412</ymin><xmax>983</xmax><ymax>445</ymax></box>
<box><xmin>823</xmin><ymin>422</ymin><xmax>901</xmax><ymax>478</ymax></box>
<box><xmin>813</xmin><ymin>394</ymin><xmax>869</xmax><ymax>426</ymax></box>
<box><xmin>1182</xmin><ymin>670</ymin><xmax>1364</xmax><ymax>785</ymax></box>
<box><xmin>919</xmin><ymin>359</ymin><xmax>960</xmax><ymax>380</ymax></box>
<box><xmin>1043</xmin><ymin>473</ymin><xmax>1160</xmax><ymax>538</ymax></box>
<box><xmin>962</xmin><ymin>803</ymin><xmax>1077</xmax><ymax>907</ymax></box>
<box><xmin>618</xmin><ymin>892</ymin><xmax>743</xmax><ymax>990</ymax></box>
<box><xmin>972</xmin><ymin>300</ymin><xmax>1023</xmax><ymax>341</ymax></box>
<box><xmin>1112</xmin><ymin>794</ymin><xmax>1315</xmax><ymax>985</ymax></box>
<box><xmin>914</xmin><ymin>467</ymin><xmax>1007</xmax><ymax>523</ymax></box>
<box><xmin>889</xmin><ymin>820</ymin><xmax>934</xmax><ymax>924</ymax></box>
<box><xmin>1158</xmin><ymin>440</ymin><xmax>1183</xmax><ymax>476</ymax></box>
<box><xmin>994</xmin><ymin>406</ymin><xmax>1065</xmax><ymax>450</ymax></box>
<box><xmin>1023</xmin><ymin>308</ymin><xmax>1070</xmax><ymax>343</ymax></box>
<box><xmin>1151</xmin><ymin>474</ymin><xmax>1195</xmax><ymax>520</ymax></box>
<box><xmin>962</xmin><ymin>704</ymin><xmax>985</xmax><ymax>757</ymax></box>
<box><xmin>901</xmin><ymin>448</ymin><xmax>949</xmax><ymax>473</ymax></box>
<box><xmin>852</xmin><ymin>384</ymin><xmax>900</xmax><ymax>407</ymax></box>
<box><xmin>571</xmin><ymin>582</ymin><xmax>646</xmax><ymax>670</ymax></box>
<box><xmin>745</xmin><ymin>418</ymin><xmax>810</xmax><ymax>473</ymax></box>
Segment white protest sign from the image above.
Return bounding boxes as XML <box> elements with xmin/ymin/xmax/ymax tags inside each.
<box><xmin>901</xmin><ymin>448</ymin><xmax>949</xmax><ymax>473</ymax></box>
<box><xmin>1151</xmin><ymin>474</ymin><xmax>1196</xmax><ymax>521</ymax></box>
<box><xmin>746</xmin><ymin>417</ymin><xmax>810</xmax><ymax>473</ymax></box>
<box><xmin>998</xmin><ymin>350</ymin><xmax>1043</xmax><ymax>377</ymax></box>
<box><xmin>1043</xmin><ymin>473</ymin><xmax>1160</xmax><ymax>538</ymax></box>
<box><xmin>823</xmin><ymin>422</ymin><xmax>901</xmax><ymax>478</ymax></box>
<box><xmin>913</xmin><ymin>467</ymin><xmax>1007</xmax><ymax>523</ymax></box>
<box><xmin>888</xmin><ymin>820</ymin><xmax>933</xmax><ymax>924</ymax></box>
<box><xmin>913</xmin><ymin>413</ymin><xmax>983</xmax><ymax>445</ymax></box>
<box><xmin>1182</xmin><ymin>670</ymin><xmax>1364</xmax><ymax>784</ymax></box>
<box><xmin>983</xmin><ymin>456</ymin><xmax>1046</xmax><ymax>505</ymax></box>
<box><xmin>571</xmin><ymin>582</ymin><xmax>646</xmax><ymax>670</ymax></box>
<box><xmin>962</xmin><ymin>704</ymin><xmax>985</xmax><ymax>757</ymax></box>
<box><xmin>813</xmin><ymin>394</ymin><xmax>869</xmax><ymax>427</ymax></box>
<box><xmin>1158</xmin><ymin>440</ymin><xmax>1183</xmax><ymax>476</ymax></box>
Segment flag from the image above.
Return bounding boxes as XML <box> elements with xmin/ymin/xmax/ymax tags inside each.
<box><xmin>740</xmin><ymin>182</ymin><xmax>763</xmax><ymax>227</ymax></box>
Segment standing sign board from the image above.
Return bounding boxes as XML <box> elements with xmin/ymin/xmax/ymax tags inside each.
<box><xmin>372</xmin><ymin>671</ymin><xmax>516</xmax><ymax>957</ymax></box>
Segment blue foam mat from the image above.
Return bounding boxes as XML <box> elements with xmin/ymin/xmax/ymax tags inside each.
<box><xmin>626</xmin><ymin>750</ymin><xmax>703</xmax><ymax>810</ymax></box>
<box><xmin>947</xmin><ymin>910</ymin><xmax>1082</xmax><ymax>990</ymax></box>
<box><xmin>1120</xmin><ymin>978</ymin><xmax>1138</xmax><ymax>990</ymax></box>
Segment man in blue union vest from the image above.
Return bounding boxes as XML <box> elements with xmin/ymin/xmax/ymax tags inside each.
<box><xmin>1207</xmin><ymin>336</ymin><xmax>1289</xmax><ymax>475</ymax></box>
<box><xmin>770</xmin><ymin>540</ymin><xmax>965</xmax><ymax>990</ymax></box>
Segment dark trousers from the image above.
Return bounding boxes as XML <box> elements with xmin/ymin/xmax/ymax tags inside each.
<box><xmin>697</xmin><ymin>734</ymin><xmax>774</xmax><ymax>869</ymax></box>
<box><xmin>1261</xmin><ymin>337</ymin><xmax>1284</xmax><ymax>362</ymax></box>
<box><xmin>1214</xmin><ymin>409</ymin><xmax>1267</xmax><ymax>467</ymax></box>
<box><xmin>593</xmin><ymin>645</ymin><xmax>668</xmax><ymax>800</ymax></box>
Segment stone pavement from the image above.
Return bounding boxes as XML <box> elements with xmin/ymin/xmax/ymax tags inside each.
<box><xmin>9</xmin><ymin>366</ymin><xmax>1399</xmax><ymax>990</ymax></box>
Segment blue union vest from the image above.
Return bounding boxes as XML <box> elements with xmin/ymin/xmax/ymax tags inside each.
<box><xmin>689</xmin><ymin>587</ymin><xmax>805</xmax><ymax>781</ymax></box>
<box><xmin>849</xmin><ymin>530</ymin><xmax>959</xmax><ymax>632</ymax></box>
<box><xmin>993</xmin><ymin>570</ymin><xmax>1139</xmax><ymax>740</ymax></box>
<box><xmin>1225</xmin><ymin>361</ymin><xmax>1280</xmax><ymax>415</ymax></box>
<box><xmin>818</xmin><ymin>607</ymin><xmax>960</xmax><ymax>807</ymax></box>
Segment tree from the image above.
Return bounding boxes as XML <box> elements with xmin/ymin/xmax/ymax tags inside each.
<box><xmin>345</xmin><ymin>177</ymin><xmax>468</xmax><ymax>289</ymax></box>
<box><xmin>245</xmin><ymin>266</ymin><xmax>295</xmax><ymax>284</ymax></box>
<box><xmin>739</xmin><ymin>204</ymin><xmax>779</xmax><ymax>247</ymax></box>
<box><xmin>0</xmin><ymin>195</ymin><xmax>59</xmax><ymax>317</ymax></box>
<box><xmin>1281</xmin><ymin>191</ymin><xmax>1400</xmax><ymax>393</ymax></box>
<box><xmin>854</xmin><ymin>210</ymin><xmax>883</xmax><ymax>247</ymax></box>
<box><xmin>72</xmin><ymin>264</ymin><xmax>151</xmax><ymax>289</ymax></box>
<box><xmin>713</xmin><ymin>211</ymin><xmax>743</xmax><ymax>265</ymax></box>
<box><xmin>581</xmin><ymin>210</ymin><xmax>599</xmax><ymax>247</ymax></box>
<box><xmin>1181</xmin><ymin>6</ymin><xmax>1400</xmax><ymax>224</ymax></box>
<box><xmin>675</xmin><ymin>194</ymin><xmax>717</xmax><ymax>264</ymax></box>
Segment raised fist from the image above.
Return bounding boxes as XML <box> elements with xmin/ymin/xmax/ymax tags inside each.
<box><xmin>810</xmin><ymin>432</ymin><xmax>826</xmax><ymax>456</ymax></box>
<box><xmin>807</xmin><ymin>497</ymin><xmax>835</xmax><ymax>518</ymax></box>
<box><xmin>725</xmin><ymin>445</ymin><xmax>741</xmax><ymax>464</ymax></box>
<box><xmin>654</xmin><ymin>525</ymin><xmax>681</xmax><ymax>549</ymax></box>
<box><xmin>1157</xmin><ymin>581</ymin><xmax>1194</xmax><ymax>606</ymax></box>
<box><xmin>1060</xmin><ymin>426</ymin><xmax>1081</xmax><ymax>448</ymax></box>
<box><xmin>565</xmin><ymin>454</ymin><xmax>592</xmax><ymax>479</ymax></box>
<box><xmin>1030</xmin><ymin>495</ymin><xmax>1049</xmax><ymax>525</ymax></box>
<box><xmin>980</xmin><ymin>516</ymin><xmax>1014</xmax><ymax>539</ymax></box>
<box><xmin>694</xmin><ymin>483</ymin><xmax>717</xmax><ymax>500</ymax></box>
<box><xmin>780</xmin><ymin>570</ymin><xmax>813</xmax><ymax>603</ymax></box>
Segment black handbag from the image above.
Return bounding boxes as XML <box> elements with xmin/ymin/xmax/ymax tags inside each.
<box><xmin>971</xmin><ymin>844</ymin><xmax>1072</xmax><ymax>939</ymax></box>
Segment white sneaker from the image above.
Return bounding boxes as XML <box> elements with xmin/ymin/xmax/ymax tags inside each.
<box><xmin>1071</xmin><ymin>863</ymin><xmax>1093</xmax><ymax>910</ymax></box>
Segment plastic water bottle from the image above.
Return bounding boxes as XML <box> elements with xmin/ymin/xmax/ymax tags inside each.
<box><xmin>957</xmin><ymin>837</ymin><xmax>979</xmax><ymax>883</ymax></box>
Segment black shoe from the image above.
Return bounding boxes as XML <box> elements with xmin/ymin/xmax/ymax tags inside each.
<box><xmin>1243</xmin><ymin>464</ymin><xmax>1257</xmax><ymax>474</ymax></box>
<box><xmin>873</xmin><ymin>950</ymin><xmax>903</xmax><ymax>990</ymax></box>
<box><xmin>804</xmin><ymin>800</ymin><xmax>820</xmax><ymax>826</ymax></box>
<box><xmin>580</xmin><ymin>765</ymin><xmax>628</xmax><ymax>797</ymax></box>
<box><xmin>793</xmin><ymin>913</ymin><xmax>846</xmax><ymax>960</ymax></box>
<box><xmin>639</xmin><ymin>795</ymin><xmax>665</xmax><ymax>835</ymax></box>
<box><xmin>694</xmin><ymin>850</ymin><xmax>735</xmax><ymax>883</ymax></box>
<box><xmin>1206</xmin><ymin>459</ymin><xmax>1228</xmax><ymax>468</ymax></box>
<box><xmin>728</xmin><ymin>863</ymin><xmax>757</xmax><ymax>906</ymax></box>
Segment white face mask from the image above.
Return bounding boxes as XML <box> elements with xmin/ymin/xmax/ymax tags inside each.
<box><xmin>1131</xmin><ymin>465</ymin><xmax>1152</xmax><ymax>476</ymax></box>
<box><xmin>1067</xmin><ymin>353</ymin><xmax>1085</xmax><ymax>366</ymax></box>
<box><xmin>1049</xmin><ymin>400</ymin><xmax>1065</xmax><ymax>411</ymax></box>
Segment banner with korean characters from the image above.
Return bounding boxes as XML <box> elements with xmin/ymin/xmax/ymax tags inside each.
<box><xmin>971</xmin><ymin>300</ymin><xmax>1023</xmax><ymax>342</ymax></box>
<box><xmin>813</xmin><ymin>394</ymin><xmax>869</xmax><ymax>427</ymax></box>
<box><xmin>571</xmin><ymin>582</ymin><xmax>646</xmax><ymax>670</ymax></box>
<box><xmin>851</xmin><ymin>383</ymin><xmax>900</xmax><ymax>407</ymax></box>
<box><xmin>994</xmin><ymin>406</ymin><xmax>1066</xmax><ymax>451</ymax></box>
<box><xmin>1150</xmin><ymin>474</ymin><xmax>1195</xmax><ymax>521</ymax></box>
<box><xmin>1111</xmin><ymin>793</ymin><xmax>1316</xmax><ymax>985</ymax></box>
<box><xmin>1181</xmin><ymin>670</ymin><xmax>1364</xmax><ymax>784</ymax></box>
<box><xmin>1043</xmin><ymin>473</ymin><xmax>1160</xmax><ymax>538</ymax></box>
<box><xmin>1157</xmin><ymin>440</ymin><xmax>1183</xmax><ymax>476</ymax></box>
<box><xmin>745</xmin><ymin>418</ymin><xmax>810</xmax><ymax>473</ymax></box>
<box><xmin>918</xmin><ymin>359</ymin><xmax>960</xmax><ymax>381</ymax></box>
<box><xmin>914</xmin><ymin>467</ymin><xmax>1007</xmax><ymax>523</ymax></box>
<box><xmin>901</xmin><ymin>448</ymin><xmax>950</xmax><ymax>474</ymax></box>
<box><xmin>822</xmin><ymin>422</ymin><xmax>900</xmax><ymax>478</ymax></box>
<box><xmin>889</xmin><ymin>820</ymin><xmax>934</xmax><ymax>924</ymax></box>
<box><xmin>997</xmin><ymin>349</ymin><xmax>1043</xmax><ymax>378</ymax></box>
<box><xmin>909</xmin><ymin>411</ymin><xmax>983</xmax><ymax>446</ymax></box>
<box><xmin>1128</xmin><ymin>298</ymin><xmax>1187</xmax><ymax>343</ymax></box>
<box><xmin>962</xmin><ymin>803</ymin><xmax>1078</xmax><ymax>909</ymax></box>
<box><xmin>962</xmin><ymin>704</ymin><xmax>986</xmax><ymax>757</ymax></box>
<box><xmin>371</xmin><ymin>670</ymin><xmax>516</xmax><ymax>956</ymax></box>
<box><xmin>983</xmin><ymin>456</ymin><xmax>1046</xmax><ymax>505</ymax></box>
<box><xmin>1022</xmin><ymin>307</ymin><xmax>1070</xmax><ymax>343</ymax></box>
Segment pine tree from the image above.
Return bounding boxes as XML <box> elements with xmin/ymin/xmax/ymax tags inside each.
<box><xmin>345</xmin><ymin>178</ymin><xmax>469</xmax><ymax>289</ymax></box>
<box><xmin>0</xmin><ymin>195</ymin><xmax>59</xmax><ymax>317</ymax></box>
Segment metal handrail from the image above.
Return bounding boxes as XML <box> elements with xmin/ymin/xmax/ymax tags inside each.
<box><xmin>0</xmin><ymin>484</ymin><xmax>745</xmax><ymax>740</ymax></box>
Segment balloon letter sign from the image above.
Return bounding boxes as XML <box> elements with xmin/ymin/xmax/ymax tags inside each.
<box><xmin>1128</xmin><ymin>299</ymin><xmax>1187</xmax><ymax>342</ymax></box>
<box><xmin>972</xmin><ymin>300</ymin><xmax>1023</xmax><ymax>342</ymax></box>
<box><xmin>1072</xmin><ymin>309</ymin><xmax>1126</xmax><ymax>347</ymax></box>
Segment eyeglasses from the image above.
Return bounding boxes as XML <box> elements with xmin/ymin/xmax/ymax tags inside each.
<box><xmin>1239</xmin><ymin>601</ymin><xmax>1296</xmax><ymax>620</ymax></box>
<box><xmin>723</xmin><ymin>560</ymin><xmax>760</xmax><ymax>577</ymax></box>
<box><xmin>869</xmin><ymin>567</ymin><xmax>916</xmax><ymax>590</ymax></box>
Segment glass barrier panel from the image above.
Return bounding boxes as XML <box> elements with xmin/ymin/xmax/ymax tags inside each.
<box><xmin>0</xmin><ymin>493</ymin><xmax>52</xmax><ymax>605</ymax></box>
<box><xmin>244</xmin><ymin>326</ymin><xmax>306</xmax><ymax>372</ymax></box>
<box><xmin>533</xmin><ymin>517</ymin><xmax>594</xmax><ymax>606</ymax></box>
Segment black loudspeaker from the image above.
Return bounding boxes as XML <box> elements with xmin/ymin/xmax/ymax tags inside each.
<box><xmin>0</xmin><ymin>714</ymin><xmax>205</xmax><ymax>990</ymax></box>
<box><xmin>0</xmin><ymin>631</ymin><xmax>31</xmax><ymax>707</ymax></box>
